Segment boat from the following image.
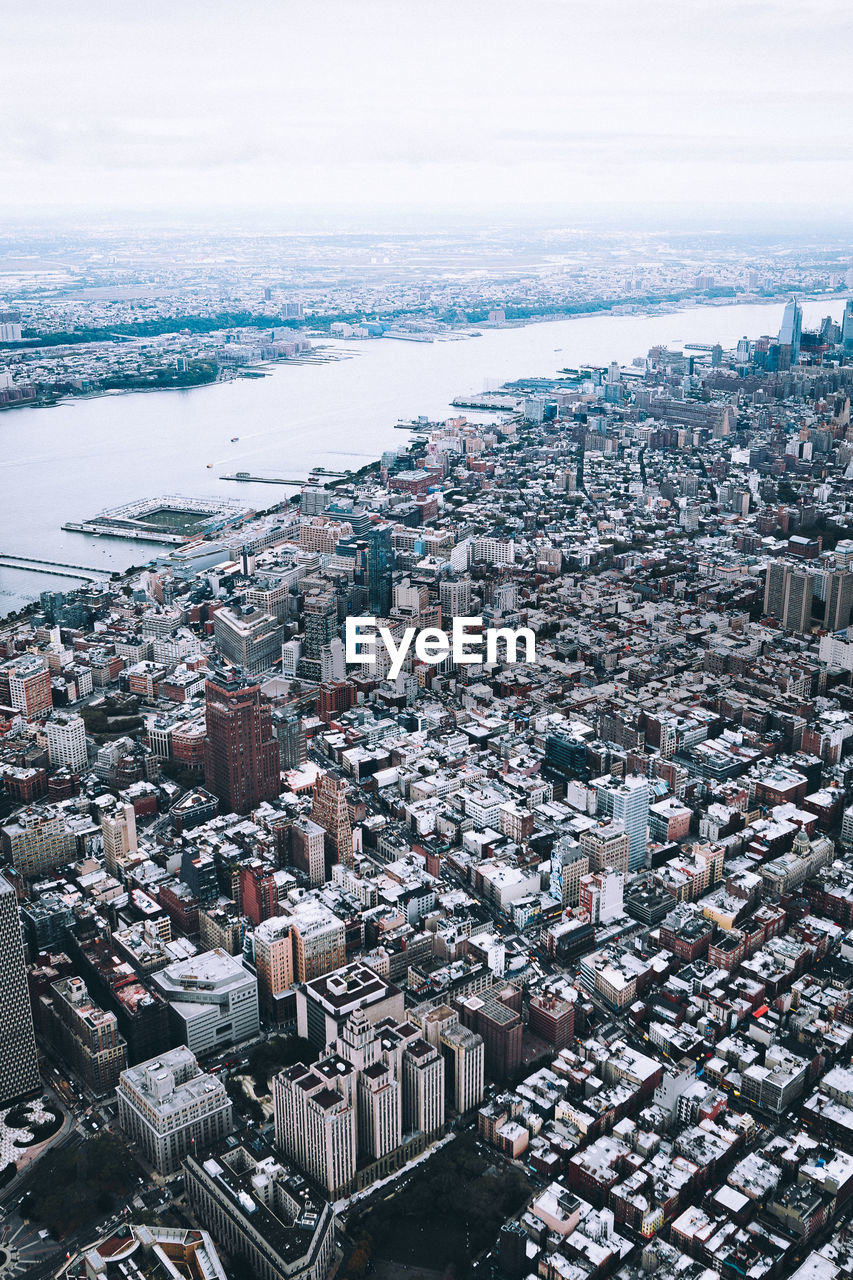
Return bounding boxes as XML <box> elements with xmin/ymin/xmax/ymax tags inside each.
<box><xmin>206</xmin><ymin>463</ymin><xmax>213</xmax><ymax>469</ymax></box>
<box><xmin>231</xmin><ymin>437</ymin><xmax>239</xmax><ymax>441</ymax></box>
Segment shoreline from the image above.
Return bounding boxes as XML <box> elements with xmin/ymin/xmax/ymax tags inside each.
<box><xmin>0</xmin><ymin>288</ymin><xmax>833</xmax><ymax>416</ymax></box>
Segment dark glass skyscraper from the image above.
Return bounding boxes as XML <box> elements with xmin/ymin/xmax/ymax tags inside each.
<box><xmin>203</xmin><ymin>666</ymin><xmax>280</xmax><ymax>816</ymax></box>
<box><xmin>0</xmin><ymin>871</ymin><xmax>40</xmax><ymax>1104</ymax></box>
<box><xmin>367</xmin><ymin>523</ymin><xmax>393</xmax><ymax>617</ymax></box>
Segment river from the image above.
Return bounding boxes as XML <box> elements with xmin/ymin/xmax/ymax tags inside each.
<box><xmin>0</xmin><ymin>296</ymin><xmax>844</xmax><ymax>615</ymax></box>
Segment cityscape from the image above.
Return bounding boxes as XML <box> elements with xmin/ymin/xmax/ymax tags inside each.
<box><xmin>3</xmin><ymin>4</ymin><xmax>853</xmax><ymax>1280</ymax></box>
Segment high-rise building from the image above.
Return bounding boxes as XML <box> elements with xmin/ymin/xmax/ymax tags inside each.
<box><xmin>296</xmin><ymin>962</ymin><xmax>405</xmax><ymax>1049</ymax></box>
<box><xmin>0</xmin><ymin>655</ymin><xmax>52</xmax><ymax>720</ymax></box>
<box><xmin>273</xmin><ymin>1007</ymin><xmax>444</xmax><ymax>1197</ymax></box>
<box><xmin>302</xmin><ymin>593</ymin><xmax>337</xmax><ymax>661</ymax></box>
<box><xmin>1</xmin><ymin>805</ymin><xmax>75</xmax><ymax>877</ymax></box>
<box><xmin>282</xmin><ymin>895</ymin><xmax>347</xmax><ymax>983</ymax></box>
<box><xmin>292</xmin><ymin>817</ymin><xmax>327</xmax><ymax>886</ymax></box>
<box><xmin>45</xmin><ymin>711</ymin><xmax>88</xmax><ymax>772</ymax></box>
<box><xmin>439</xmin><ymin>1022</ymin><xmax>485</xmax><ymax>1114</ymax></box>
<box><xmin>213</xmin><ymin>606</ymin><xmax>285</xmax><ymax>676</ymax></box>
<box><xmin>239</xmin><ymin>860</ymin><xmax>279</xmax><ymax>925</ymax></box>
<box><xmin>117</xmin><ymin>1046</ymin><xmax>233</xmax><ymax>1175</ymax></box>
<box><xmin>203</xmin><ymin>666</ymin><xmax>280</xmax><ymax>816</ymax></box>
<box><xmin>779</xmin><ymin>296</ymin><xmax>803</xmax><ymax>364</ymax></box>
<box><xmin>842</xmin><ymin>299</ymin><xmax>853</xmax><ymax>352</ymax></box>
<box><xmin>253</xmin><ymin>916</ymin><xmax>295</xmax><ymax>1019</ymax></box>
<box><xmin>826</xmin><ymin>571</ymin><xmax>853</xmax><ymax>632</ymax></box>
<box><xmin>311</xmin><ymin>772</ymin><xmax>353</xmax><ymax>868</ymax></box>
<box><xmin>40</xmin><ymin>975</ymin><xmax>127</xmax><ymax>1094</ymax></box>
<box><xmin>580</xmin><ymin>823</ymin><xmax>630</xmax><ymax>876</ymax></box>
<box><xmin>764</xmin><ymin>562</ymin><xmax>814</xmax><ymax>632</ymax></box>
<box><xmin>578</xmin><ymin>869</ymin><xmax>625</xmax><ymax>924</ymax></box>
<box><xmin>593</xmin><ymin>775</ymin><xmax>649</xmax><ymax>871</ymax></box>
<box><xmin>101</xmin><ymin>803</ymin><xmax>138</xmax><ymax>876</ymax></box>
<box><xmin>550</xmin><ymin>839</ymin><xmax>589</xmax><ymax>909</ymax></box>
<box><xmin>440</xmin><ymin>579</ymin><xmax>473</xmax><ymax>620</ymax></box>
<box><xmin>273</xmin><ymin>1060</ymin><xmax>357</xmax><ymax>1199</ymax></box>
<box><xmin>0</xmin><ymin>871</ymin><xmax>40</xmax><ymax>1103</ymax></box>
<box><xmin>367</xmin><ymin>523</ymin><xmax>394</xmax><ymax>617</ymax></box>
<box><xmin>152</xmin><ymin>948</ymin><xmax>259</xmax><ymax>1055</ymax></box>
<box><xmin>402</xmin><ymin>1038</ymin><xmax>445</xmax><ymax>1139</ymax></box>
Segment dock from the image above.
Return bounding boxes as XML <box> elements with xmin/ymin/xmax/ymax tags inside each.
<box><xmin>220</xmin><ymin>474</ymin><xmax>306</xmax><ymax>486</ymax></box>
<box><xmin>0</xmin><ymin>554</ymin><xmax>109</xmax><ymax>581</ymax></box>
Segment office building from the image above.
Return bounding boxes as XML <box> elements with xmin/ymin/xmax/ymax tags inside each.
<box><xmin>580</xmin><ymin>823</ymin><xmax>630</xmax><ymax>876</ymax></box>
<box><xmin>274</xmin><ymin>1007</ymin><xmax>445</xmax><ymax>1197</ymax></box>
<box><xmin>152</xmin><ymin>948</ymin><xmax>259</xmax><ymax>1055</ymax></box>
<box><xmin>310</xmin><ymin>772</ymin><xmax>353</xmax><ymax>868</ymax></box>
<box><xmin>101</xmin><ymin>803</ymin><xmax>138</xmax><ymax>876</ymax></box>
<box><xmin>0</xmin><ymin>871</ymin><xmax>40</xmax><ymax>1103</ymax></box>
<box><xmin>184</xmin><ymin>1139</ymin><xmax>336</xmax><ymax>1280</ymax></box>
<box><xmin>40</xmin><ymin>975</ymin><xmax>127</xmax><ymax>1094</ymax></box>
<box><xmin>439</xmin><ymin>1022</ymin><xmax>485</xmax><ymax>1114</ymax></box>
<box><xmin>213</xmin><ymin>605</ymin><xmax>285</xmax><ymax>676</ymax></box>
<box><xmin>1</xmin><ymin>805</ymin><xmax>75</xmax><ymax>877</ymax></box>
<box><xmin>45</xmin><ymin>711</ymin><xmax>88</xmax><ymax>772</ymax></box>
<box><xmin>779</xmin><ymin>296</ymin><xmax>803</xmax><ymax>364</ymax></box>
<box><xmin>826</xmin><ymin>571</ymin><xmax>853</xmax><ymax>632</ymax></box>
<box><xmin>203</xmin><ymin>666</ymin><xmax>280</xmax><ymax>816</ymax></box>
<box><xmin>296</xmin><ymin>961</ymin><xmax>405</xmax><ymax>1048</ymax></box>
<box><xmin>764</xmin><ymin>561</ymin><xmax>814</xmax><ymax>632</ymax></box>
<box><xmin>593</xmin><ymin>774</ymin><xmax>649</xmax><ymax>871</ymax></box>
<box><xmin>367</xmin><ymin>523</ymin><xmax>394</xmax><ymax>617</ymax></box>
<box><xmin>117</xmin><ymin>1046</ymin><xmax>232</xmax><ymax>1175</ymax></box>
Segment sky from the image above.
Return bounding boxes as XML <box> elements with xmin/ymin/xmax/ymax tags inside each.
<box><xmin>4</xmin><ymin>0</ymin><xmax>853</xmax><ymax>221</ymax></box>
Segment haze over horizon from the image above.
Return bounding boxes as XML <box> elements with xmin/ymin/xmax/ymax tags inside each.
<box><xmin>4</xmin><ymin>0</ymin><xmax>853</xmax><ymax>223</ymax></box>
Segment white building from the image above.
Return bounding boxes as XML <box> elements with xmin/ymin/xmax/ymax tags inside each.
<box><xmin>45</xmin><ymin>711</ymin><xmax>88</xmax><ymax>772</ymax></box>
<box><xmin>117</xmin><ymin>1046</ymin><xmax>233</xmax><ymax>1175</ymax></box>
<box><xmin>152</xmin><ymin>948</ymin><xmax>259</xmax><ymax>1055</ymax></box>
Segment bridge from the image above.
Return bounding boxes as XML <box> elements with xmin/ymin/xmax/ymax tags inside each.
<box><xmin>0</xmin><ymin>554</ymin><xmax>110</xmax><ymax>581</ymax></box>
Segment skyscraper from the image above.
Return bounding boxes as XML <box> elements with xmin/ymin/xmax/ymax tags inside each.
<box><xmin>367</xmin><ymin>523</ymin><xmax>394</xmax><ymax>617</ymax></box>
<box><xmin>764</xmin><ymin>562</ymin><xmax>814</xmax><ymax>632</ymax></box>
<box><xmin>842</xmin><ymin>298</ymin><xmax>853</xmax><ymax>352</ymax></box>
<box><xmin>826</xmin><ymin>571</ymin><xmax>853</xmax><ymax>632</ymax></box>
<box><xmin>203</xmin><ymin>666</ymin><xmax>280</xmax><ymax>816</ymax></box>
<box><xmin>0</xmin><ymin>871</ymin><xmax>40</xmax><ymax>1104</ymax></box>
<box><xmin>593</xmin><ymin>775</ymin><xmax>649</xmax><ymax>871</ymax></box>
<box><xmin>311</xmin><ymin>772</ymin><xmax>353</xmax><ymax>868</ymax></box>
<box><xmin>779</xmin><ymin>296</ymin><xmax>803</xmax><ymax>364</ymax></box>
<box><xmin>101</xmin><ymin>803</ymin><xmax>138</xmax><ymax>876</ymax></box>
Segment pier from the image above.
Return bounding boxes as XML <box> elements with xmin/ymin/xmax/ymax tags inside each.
<box><xmin>0</xmin><ymin>554</ymin><xmax>109</xmax><ymax>581</ymax></box>
<box><xmin>220</xmin><ymin>474</ymin><xmax>306</xmax><ymax>486</ymax></box>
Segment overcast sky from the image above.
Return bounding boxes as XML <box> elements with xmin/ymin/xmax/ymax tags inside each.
<box><xmin>4</xmin><ymin>0</ymin><xmax>852</xmax><ymax>221</ymax></box>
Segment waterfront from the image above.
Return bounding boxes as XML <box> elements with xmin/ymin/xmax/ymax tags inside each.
<box><xmin>0</xmin><ymin>296</ymin><xmax>843</xmax><ymax>615</ymax></box>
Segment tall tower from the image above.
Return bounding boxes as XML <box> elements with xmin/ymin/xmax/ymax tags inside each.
<box><xmin>593</xmin><ymin>775</ymin><xmax>649</xmax><ymax>871</ymax></box>
<box><xmin>0</xmin><ymin>872</ymin><xmax>40</xmax><ymax>1103</ymax></box>
<box><xmin>779</xmin><ymin>297</ymin><xmax>803</xmax><ymax>364</ymax></box>
<box><xmin>101</xmin><ymin>803</ymin><xmax>138</xmax><ymax>877</ymax></box>
<box><xmin>203</xmin><ymin>666</ymin><xmax>280</xmax><ymax>816</ymax></box>
<box><xmin>367</xmin><ymin>523</ymin><xmax>394</xmax><ymax>617</ymax></box>
<box><xmin>826</xmin><ymin>571</ymin><xmax>853</xmax><ymax>632</ymax></box>
<box><xmin>311</xmin><ymin>773</ymin><xmax>353</xmax><ymax>868</ymax></box>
